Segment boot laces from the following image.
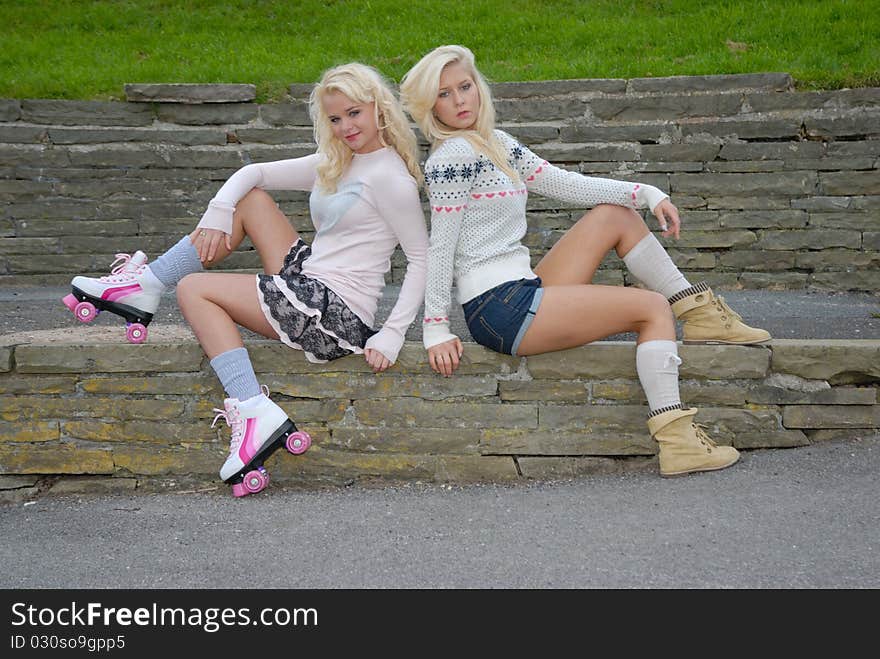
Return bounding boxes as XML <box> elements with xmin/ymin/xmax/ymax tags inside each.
<box><xmin>212</xmin><ymin>402</ymin><xmax>244</xmax><ymax>455</ymax></box>
<box><xmin>98</xmin><ymin>253</ymin><xmax>145</xmax><ymax>283</ymax></box>
<box><xmin>713</xmin><ymin>294</ymin><xmax>742</xmax><ymax>322</ymax></box>
<box><xmin>693</xmin><ymin>423</ymin><xmax>718</xmax><ymax>450</ymax></box>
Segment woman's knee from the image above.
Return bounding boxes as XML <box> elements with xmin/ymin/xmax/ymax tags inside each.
<box><xmin>641</xmin><ymin>290</ymin><xmax>675</xmax><ymax>326</ymax></box>
<box><xmin>235</xmin><ymin>188</ymin><xmax>276</xmax><ymax>215</ymax></box>
<box><xmin>175</xmin><ymin>273</ymin><xmax>208</xmax><ymax>308</ymax></box>
<box><xmin>577</xmin><ymin>204</ymin><xmax>644</xmax><ymax>233</ymax></box>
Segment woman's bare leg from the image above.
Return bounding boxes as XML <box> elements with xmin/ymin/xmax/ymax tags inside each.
<box><xmin>516</xmin><ymin>284</ymin><xmax>674</xmax><ymax>355</ymax></box>
<box><xmin>190</xmin><ymin>189</ymin><xmax>299</xmax><ymax>273</ymax></box>
<box><xmin>176</xmin><ymin>273</ymin><xmax>279</xmax><ymax>359</ymax></box>
<box><xmin>534</xmin><ymin>204</ymin><xmax>650</xmax><ymax>286</ymax></box>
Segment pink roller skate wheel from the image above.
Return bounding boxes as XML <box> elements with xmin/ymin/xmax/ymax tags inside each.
<box><xmin>126</xmin><ymin>323</ymin><xmax>148</xmax><ymax>344</ymax></box>
<box><xmin>243</xmin><ymin>469</ymin><xmax>268</xmax><ymax>494</ymax></box>
<box><xmin>62</xmin><ymin>294</ymin><xmax>78</xmax><ymax>312</ymax></box>
<box><xmin>73</xmin><ymin>301</ymin><xmax>97</xmax><ymax>323</ymax></box>
<box><xmin>286</xmin><ymin>431</ymin><xmax>312</xmax><ymax>455</ymax></box>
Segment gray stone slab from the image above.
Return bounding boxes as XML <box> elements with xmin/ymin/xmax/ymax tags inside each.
<box><xmin>591</xmin><ymin>93</ymin><xmax>742</xmax><ymax>122</ymax></box>
<box><xmin>48</xmin><ymin>127</ymin><xmax>227</xmax><ymax>146</ymax></box>
<box><xmin>719</xmin><ymin>141</ymin><xmax>825</xmax><ymax>161</ymax></box>
<box><xmin>820</xmin><ymin>171</ymin><xmax>880</xmax><ymax>196</ymax></box>
<box><xmin>20</xmin><ymin>100</ymin><xmax>153</xmax><ymax>126</ymax></box>
<box><xmin>287</xmin><ymin>83</ymin><xmax>315</xmax><ymax>100</ymax></box>
<box><xmin>492</xmin><ymin>79</ymin><xmax>627</xmax><ymax>97</ymax></box>
<box><xmin>125</xmin><ymin>83</ymin><xmax>256</xmax><ymax>103</ymax></box>
<box><xmin>681</xmin><ymin>118</ymin><xmax>802</xmax><ymax>140</ymax></box>
<box><xmin>495</xmin><ymin>97</ymin><xmax>587</xmax><ymax>123</ymax></box>
<box><xmin>259</xmin><ymin>102</ymin><xmax>312</xmax><ymax>126</ymax></box>
<box><xmin>671</xmin><ymin>171</ymin><xmax>818</xmax><ymax>195</ymax></box>
<box><xmin>0</xmin><ymin>99</ymin><xmax>22</xmax><ymax>121</ymax></box>
<box><xmin>560</xmin><ymin>122</ymin><xmax>673</xmax><ymax>143</ymax></box>
<box><xmin>156</xmin><ymin>103</ymin><xmax>258</xmax><ymax>125</ymax></box>
<box><xmin>628</xmin><ymin>73</ymin><xmax>793</xmax><ymax>93</ymax></box>
<box><xmin>0</xmin><ymin>125</ymin><xmax>48</xmax><ymax>143</ymax></box>
<box><xmin>234</xmin><ymin>127</ymin><xmax>315</xmax><ymax>144</ymax></box>
<box><xmin>806</xmin><ymin>115</ymin><xmax>880</xmax><ymax>139</ymax></box>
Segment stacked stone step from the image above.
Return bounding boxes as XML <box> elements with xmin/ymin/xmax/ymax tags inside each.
<box><xmin>1</xmin><ymin>330</ymin><xmax>877</xmax><ymax>491</ymax></box>
<box><xmin>0</xmin><ymin>74</ymin><xmax>878</xmax><ymax>290</ymax></box>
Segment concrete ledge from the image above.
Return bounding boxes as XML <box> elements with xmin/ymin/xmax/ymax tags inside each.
<box><xmin>0</xmin><ymin>331</ymin><xmax>876</xmax><ymax>491</ymax></box>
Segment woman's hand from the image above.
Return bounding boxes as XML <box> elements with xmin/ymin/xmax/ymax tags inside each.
<box><xmin>427</xmin><ymin>337</ymin><xmax>464</xmax><ymax>377</ymax></box>
<box><xmin>652</xmin><ymin>199</ymin><xmax>681</xmax><ymax>239</ymax></box>
<box><xmin>364</xmin><ymin>348</ymin><xmax>392</xmax><ymax>374</ymax></box>
<box><xmin>192</xmin><ymin>228</ymin><xmax>232</xmax><ymax>263</ymax></box>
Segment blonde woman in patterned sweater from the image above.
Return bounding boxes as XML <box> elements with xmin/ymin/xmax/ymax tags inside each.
<box><xmin>401</xmin><ymin>45</ymin><xmax>770</xmax><ymax>477</ymax></box>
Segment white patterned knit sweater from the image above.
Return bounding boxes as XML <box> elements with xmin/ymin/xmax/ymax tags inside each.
<box><xmin>422</xmin><ymin>129</ymin><xmax>669</xmax><ymax>348</ymax></box>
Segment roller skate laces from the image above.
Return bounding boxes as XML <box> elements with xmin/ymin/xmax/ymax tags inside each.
<box><xmin>97</xmin><ymin>252</ymin><xmax>148</xmax><ymax>284</ymax></box>
<box><xmin>212</xmin><ymin>398</ymin><xmax>246</xmax><ymax>460</ymax></box>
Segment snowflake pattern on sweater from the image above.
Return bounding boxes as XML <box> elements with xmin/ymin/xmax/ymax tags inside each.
<box><xmin>421</xmin><ymin>129</ymin><xmax>669</xmax><ymax>349</ymax></box>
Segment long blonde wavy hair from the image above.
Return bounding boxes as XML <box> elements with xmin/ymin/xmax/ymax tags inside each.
<box><xmin>399</xmin><ymin>45</ymin><xmax>518</xmax><ymax>181</ymax></box>
<box><xmin>309</xmin><ymin>62</ymin><xmax>423</xmax><ymax>193</ymax></box>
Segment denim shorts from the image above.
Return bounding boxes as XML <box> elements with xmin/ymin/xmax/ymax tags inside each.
<box><xmin>462</xmin><ymin>277</ymin><xmax>544</xmax><ymax>356</ymax></box>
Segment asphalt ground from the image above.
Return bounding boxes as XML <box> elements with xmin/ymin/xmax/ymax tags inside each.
<box><xmin>0</xmin><ymin>284</ymin><xmax>877</xmax><ymax>591</ymax></box>
<box><xmin>0</xmin><ymin>433</ymin><xmax>878</xmax><ymax>589</ymax></box>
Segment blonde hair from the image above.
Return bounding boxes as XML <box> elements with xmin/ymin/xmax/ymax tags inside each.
<box><xmin>399</xmin><ymin>45</ymin><xmax>518</xmax><ymax>181</ymax></box>
<box><xmin>309</xmin><ymin>62</ymin><xmax>423</xmax><ymax>193</ymax></box>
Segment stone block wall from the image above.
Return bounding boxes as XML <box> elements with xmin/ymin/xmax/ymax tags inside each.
<box><xmin>1</xmin><ymin>330</ymin><xmax>877</xmax><ymax>492</ymax></box>
<box><xmin>1</xmin><ymin>74</ymin><xmax>878</xmax><ymax>290</ymax></box>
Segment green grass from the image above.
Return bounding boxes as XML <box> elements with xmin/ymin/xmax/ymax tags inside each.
<box><xmin>2</xmin><ymin>0</ymin><xmax>878</xmax><ymax>101</ymax></box>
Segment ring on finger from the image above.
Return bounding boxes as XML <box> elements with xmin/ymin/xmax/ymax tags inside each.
<box><xmin>199</xmin><ymin>230</ymin><xmax>206</xmax><ymax>236</ymax></box>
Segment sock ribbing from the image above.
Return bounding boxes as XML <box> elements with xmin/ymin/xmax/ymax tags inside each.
<box><xmin>149</xmin><ymin>235</ymin><xmax>204</xmax><ymax>288</ymax></box>
<box><xmin>210</xmin><ymin>347</ymin><xmax>261</xmax><ymax>401</ymax></box>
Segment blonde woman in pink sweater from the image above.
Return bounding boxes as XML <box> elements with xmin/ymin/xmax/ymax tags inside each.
<box><xmin>65</xmin><ymin>63</ymin><xmax>428</xmax><ymax>495</ymax></box>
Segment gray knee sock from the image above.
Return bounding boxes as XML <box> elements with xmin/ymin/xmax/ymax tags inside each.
<box><xmin>149</xmin><ymin>235</ymin><xmax>204</xmax><ymax>288</ymax></box>
<box><xmin>210</xmin><ymin>347</ymin><xmax>261</xmax><ymax>401</ymax></box>
<box><xmin>622</xmin><ymin>233</ymin><xmax>691</xmax><ymax>299</ymax></box>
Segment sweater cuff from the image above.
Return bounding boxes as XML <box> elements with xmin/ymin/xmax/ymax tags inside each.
<box><xmin>423</xmin><ymin>322</ymin><xmax>458</xmax><ymax>350</ymax></box>
<box><xmin>364</xmin><ymin>328</ymin><xmax>404</xmax><ymax>365</ymax></box>
<box><xmin>196</xmin><ymin>200</ymin><xmax>235</xmax><ymax>235</ymax></box>
<box><xmin>636</xmin><ymin>184</ymin><xmax>669</xmax><ymax>212</ymax></box>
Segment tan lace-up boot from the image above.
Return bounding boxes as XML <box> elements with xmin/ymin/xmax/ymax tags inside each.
<box><xmin>669</xmin><ymin>282</ymin><xmax>771</xmax><ymax>345</ymax></box>
<box><xmin>647</xmin><ymin>407</ymin><xmax>740</xmax><ymax>477</ymax></box>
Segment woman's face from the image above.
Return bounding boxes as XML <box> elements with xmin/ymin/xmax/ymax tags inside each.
<box><xmin>322</xmin><ymin>91</ymin><xmax>382</xmax><ymax>154</ymax></box>
<box><xmin>433</xmin><ymin>61</ymin><xmax>480</xmax><ymax>130</ymax></box>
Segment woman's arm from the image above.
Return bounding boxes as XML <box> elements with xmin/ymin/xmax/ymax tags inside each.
<box><xmin>420</xmin><ymin>144</ymin><xmax>478</xmax><ymax>376</ymax></box>
<box><xmin>196</xmin><ymin>153</ymin><xmax>322</xmax><ymax>235</ymax></box>
<box><xmin>363</xmin><ymin>175</ymin><xmax>429</xmax><ymax>367</ymax></box>
<box><xmin>498</xmin><ymin>131</ymin><xmax>670</xmax><ymax>217</ymax></box>
<box><xmin>421</xmin><ymin>146</ymin><xmax>477</xmax><ymax>347</ymax></box>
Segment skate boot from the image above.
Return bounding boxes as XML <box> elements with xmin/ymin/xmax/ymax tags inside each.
<box><xmin>647</xmin><ymin>407</ymin><xmax>740</xmax><ymax>477</ymax></box>
<box><xmin>669</xmin><ymin>282</ymin><xmax>771</xmax><ymax>345</ymax></box>
<box><xmin>62</xmin><ymin>251</ymin><xmax>165</xmax><ymax>344</ymax></box>
<box><xmin>212</xmin><ymin>389</ymin><xmax>312</xmax><ymax>497</ymax></box>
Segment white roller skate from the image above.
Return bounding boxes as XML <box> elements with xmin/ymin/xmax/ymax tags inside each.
<box><xmin>211</xmin><ymin>389</ymin><xmax>312</xmax><ymax>497</ymax></box>
<box><xmin>62</xmin><ymin>251</ymin><xmax>164</xmax><ymax>344</ymax></box>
